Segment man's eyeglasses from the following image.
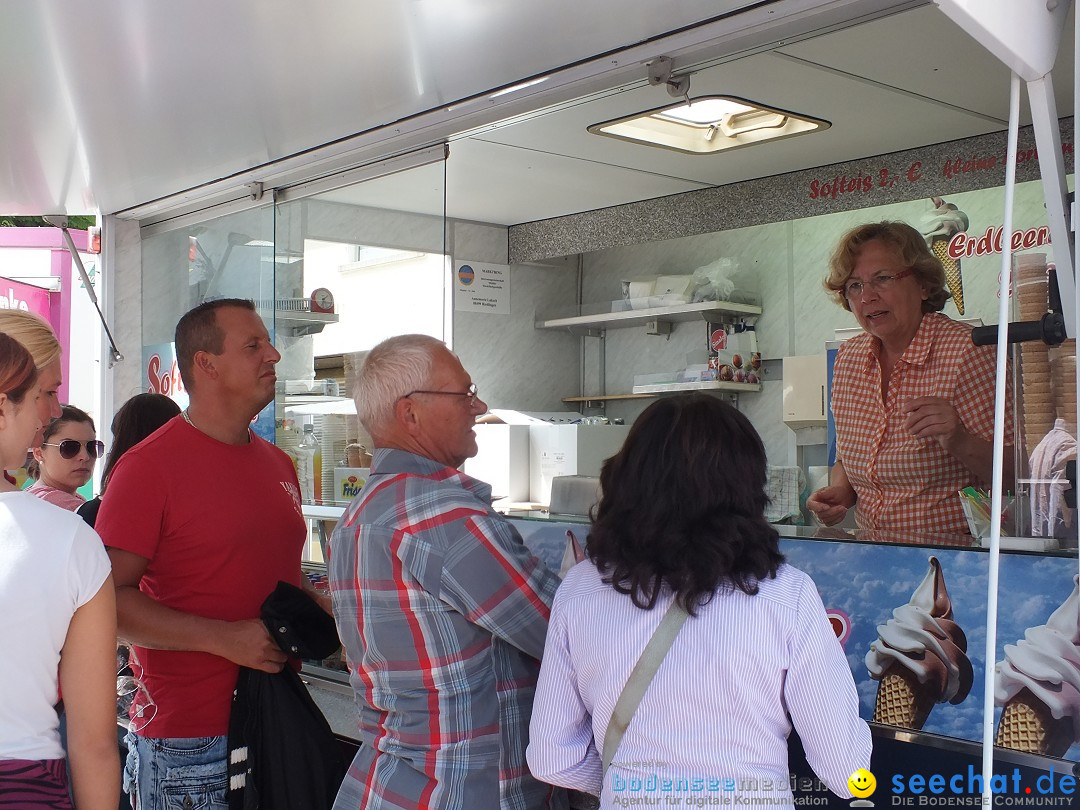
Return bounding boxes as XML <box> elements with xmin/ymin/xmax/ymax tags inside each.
<box><xmin>403</xmin><ymin>383</ymin><xmax>479</xmax><ymax>404</ymax></box>
<box><xmin>41</xmin><ymin>440</ymin><xmax>105</xmax><ymax>459</ymax></box>
<box><xmin>843</xmin><ymin>268</ymin><xmax>914</xmax><ymax>300</ymax></box>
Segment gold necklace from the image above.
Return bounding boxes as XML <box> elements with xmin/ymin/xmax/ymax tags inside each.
<box><xmin>182</xmin><ymin>408</ymin><xmax>251</xmax><ymax>443</ymax></box>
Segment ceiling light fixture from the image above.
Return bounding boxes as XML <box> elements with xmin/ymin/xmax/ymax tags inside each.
<box><xmin>590</xmin><ymin>92</ymin><xmax>830</xmax><ymax>155</ymax></box>
<box><xmin>489</xmin><ymin>77</ymin><xmax>549</xmax><ymax>99</ymax></box>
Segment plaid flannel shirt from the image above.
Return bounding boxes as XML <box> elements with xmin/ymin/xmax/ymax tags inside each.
<box><xmin>329</xmin><ymin>448</ymin><xmax>567</xmax><ymax>810</ymax></box>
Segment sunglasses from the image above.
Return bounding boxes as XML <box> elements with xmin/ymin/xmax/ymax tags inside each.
<box><xmin>41</xmin><ymin>440</ymin><xmax>105</xmax><ymax>459</ymax></box>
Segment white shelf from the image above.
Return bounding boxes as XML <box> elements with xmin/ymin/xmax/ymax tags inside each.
<box><xmin>281</xmin><ymin>394</ymin><xmax>348</xmax><ymax>404</ymax></box>
<box><xmin>274</xmin><ymin>310</ymin><xmax>339</xmax><ymax>336</ymax></box>
<box><xmin>631</xmin><ymin>380</ymin><xmax>762</xmax><ymax>395</ymax></box>
<box><xmin>562</xmin><ymin>393</ymin><xmax>654</xmax><ymax>403</ymax></box>
<box><xmin>535</xmin><ymin>301</ymin><xmax>761</xmax><ymax>333</ymax></box>
<box><xmin>301</xmin><ymin>503</ymin><xmax>346</xmax><ymax>520</ymax></box>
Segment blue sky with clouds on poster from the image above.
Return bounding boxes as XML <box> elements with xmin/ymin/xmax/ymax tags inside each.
<box><xmin>783</xmin><ymin>539</ymin><xmax>1078</xmax><ymax>761</ymax></box>
<box><xmin>518</xmin><ymin>520</ymin><xmax>1078</xmax><ymax>762</ymax></box>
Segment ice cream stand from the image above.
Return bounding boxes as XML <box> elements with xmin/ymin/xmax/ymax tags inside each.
<box><xmin>5</xmin><ymin>0</ymin><xmax>1080</xmax><ymax>804</ymax></box>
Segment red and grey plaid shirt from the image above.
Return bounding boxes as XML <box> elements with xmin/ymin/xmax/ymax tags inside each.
<box><xmin>329</xmin><ymin>448</ymin><xmax>567</xmax><ymax>810</ymax></box>
<box><xmin>832</xmin><ymin>312</ymin><xmax>1013</xmax><ymax>535</ymax></box>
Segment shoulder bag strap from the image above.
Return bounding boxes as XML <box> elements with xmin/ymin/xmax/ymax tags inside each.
<box><xmin>602</xmin><ymin>601</ymin><xmax>690</xmax><ymax>775</ymax></box>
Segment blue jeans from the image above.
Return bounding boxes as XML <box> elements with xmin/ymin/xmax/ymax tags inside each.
<box><xmin>123</xmin><ymin>731</ymin><xmax>228</xmax><ymax>810</ymax></box>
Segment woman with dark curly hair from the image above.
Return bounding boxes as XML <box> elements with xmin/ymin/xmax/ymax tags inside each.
<box><xmin>527</xmin><ymin>394</ymin><xmax>870</xmax><ymax>807</ymax></box>
<box><xmin>807</xmin><ymin>221</ymin><xmax>1013</xmax><ymax>534</ymax></box>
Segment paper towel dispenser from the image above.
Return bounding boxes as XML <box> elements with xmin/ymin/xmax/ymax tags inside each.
<box><xmin>782</xmin><ymin>355</ymin><xmax>827</xmax><ymax>430</ymax></box>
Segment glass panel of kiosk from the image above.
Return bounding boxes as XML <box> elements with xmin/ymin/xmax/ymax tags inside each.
<box><xmin>505</xmin><ymin>514</ymin><xmax>1080</xmax><ymax>776</ymax></box>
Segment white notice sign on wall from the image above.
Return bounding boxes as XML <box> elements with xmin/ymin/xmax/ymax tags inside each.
<box><xmin>455</xmin><ymin>261</ymin><xmax>509</xmax><ymax>314</ymax></box>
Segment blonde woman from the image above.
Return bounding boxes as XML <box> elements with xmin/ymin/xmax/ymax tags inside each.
<box><xmin>0</xmin><ymin>310</ymin><xmax>64</xmax><ymax>439</ymax></box>
<box><xmin>0</xmin><ymin>332</ymin><xmax>119</xmax><ymax>808</ymax></box>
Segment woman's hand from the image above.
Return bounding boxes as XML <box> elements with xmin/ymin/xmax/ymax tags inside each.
<box><xmin>902</xmin><ymin>395</ymin><xmax>1010</xmax><ymax>486</ymax></box>
<box><xmin>901</xmin><ymin>396</ymin><xmax>964</xmax><ymax>450</ymax></box>
<box><xmin>806</xmin><ymin>484</ymin><xmax>855</xmax><ymax>526</ymax></box>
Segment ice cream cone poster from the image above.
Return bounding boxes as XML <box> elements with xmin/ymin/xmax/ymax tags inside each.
<box><xmin>914</xmin><ymin>192</ymin><xmax>1054</xmax><ymax>319</ymax></box>
<box><xmin>779</xmin><ymin>538</ymin><xmax>1080</xmax><ymax>761</ymax></box>
<box><xmin>505</xmin><ymin>518</ymin><xmax>1080</xmax><ymax>760</ymax></box>
<box><xmin>994</xmin><ymin>574</ymin><xmax>1080</xmax><ymax>758</ymax></box>
<box><xmin>792</xmin><ymin>179</ymin><xmax>1058</xmax><ymax>351</ymax></box>
<box><xmin>921</xmin><ymin>197</ymin><xmax>969</xmax><ymax>315</ymax></box>
<box><xmin>864</xmin><ymin>556</ymin><xmax>974</xmax><ymax>730</ymax></box>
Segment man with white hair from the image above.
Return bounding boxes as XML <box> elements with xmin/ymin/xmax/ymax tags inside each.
<box><xmin>329</xmin><ymin>334</ymin><xmax>566</xmax><ymax>810</ymax></box>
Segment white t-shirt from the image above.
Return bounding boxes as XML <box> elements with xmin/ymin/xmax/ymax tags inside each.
<box><xmin>0</xmin><ymin>491</ymin><xmax>111</xmax><ymax>760</ymax></box>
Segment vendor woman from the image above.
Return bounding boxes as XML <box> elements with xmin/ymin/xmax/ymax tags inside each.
<box><xmin>806</xmin><ymin>221</ymin><xmax>1013</xmax><ymax>535</ymax></box>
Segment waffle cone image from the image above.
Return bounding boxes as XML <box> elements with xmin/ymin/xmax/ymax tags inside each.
<box><xmin>873</xmin><ymin>665</ymin><xmax>936</xmax><ymax>729</ymax></box>
<box><xmin>996</xmin><ymin>688</ymin><xmax>1075</xmax><ymax>756</ymax></box>
<box><xmin>931</xmin><ymin>237</ymin><xmax>964</xmax><ymax>315</ymax></box>
<box><xmin>920</xmin><ymin>197</ymin><xmax>968</xmax><ymax>316</ymax></box>
<box><xmin>865</xmin><ymin>557</ymin><xmax>974</xmax><ymax>732</ymax></box>
<box><xmin>994</xmin><ymin>575</ymin><xmax>1080</xmax><ymax>758</ymax></box>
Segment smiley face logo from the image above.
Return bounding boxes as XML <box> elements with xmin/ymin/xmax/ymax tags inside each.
<box><xmin>848</xmin><ymin>769</ymin><xmax>876</xmax><ymax>798</ymax></box>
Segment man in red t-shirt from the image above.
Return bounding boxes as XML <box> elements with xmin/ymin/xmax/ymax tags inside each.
<box><xmin>97</xmin><ymin>299</ymin><xmax>317</xmax><ymax>809</ymax></box>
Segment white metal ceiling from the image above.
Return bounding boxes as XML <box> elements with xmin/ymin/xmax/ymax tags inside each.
<box><xmin>1</xmin><ymin>0</ymin><xmax>1073</xmax><ymax>225</ymax></box>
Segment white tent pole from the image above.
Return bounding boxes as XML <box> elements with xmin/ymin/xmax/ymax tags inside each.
<box><xmin>981</xmin><ymin>71</ymin><xmax>1021</xmax><ymax>803</ymax></box>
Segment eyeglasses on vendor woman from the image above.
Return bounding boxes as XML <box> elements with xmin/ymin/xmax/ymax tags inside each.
<box><xmin>843</xmin><ymin>268</ymin><xmax>914</xmax><ymax>301</ymax></box>
<box><xmin>40</xmin><ymin>439</ymin><xmax>105</xmax><ymax>459</ymax></box>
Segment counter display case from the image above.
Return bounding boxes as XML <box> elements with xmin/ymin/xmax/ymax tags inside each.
<box><xmin>303</xmin><ymin>509</ymin><xmax>1079</xmax><ymax>797</ymax></box>
<box><xmin>506</xmin><ymin>517</ymin><xmax>1080</xmax><ymax>770</ymax></box>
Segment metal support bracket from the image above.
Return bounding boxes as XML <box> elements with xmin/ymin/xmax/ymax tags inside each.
<box><xmin>41</xmin><ymin>216</ymin><xmax>124</xmax><ymax>366</ymax></box>
<box><xmin>644</xmin><ymin>319</ymin><xmax>672</xmax><ymax>336</ymax></box>
<box><xmin>646</xmin><ymin>56</ymin><xmax>690</xmax><ymax>98</ymax></box>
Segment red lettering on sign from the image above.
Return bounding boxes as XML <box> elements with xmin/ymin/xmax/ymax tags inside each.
<box><xmin>947</xmin><ymin>226</ymin><xmax>1051</xmax><ymax>259</ymax></box>
<box><xmin>146</xmin><ymin>353</ymin><xmax>185</xmax><ymax>398</ymax></box>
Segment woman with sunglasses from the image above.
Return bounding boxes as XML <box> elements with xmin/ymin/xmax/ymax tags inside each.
<box><xmin>0</xmin><ymin>333</ymin><xmax>120</xmax><ymax>808</ymax></box>
<box><xmin>28</xmin><ymin>405</ymin><xmax>102</xmax><ymax>511</ymax></box>
<box><xmin>807</xmin><ymin>220</ymin><xmax>1014</xmax><ymax>536</ymax></box>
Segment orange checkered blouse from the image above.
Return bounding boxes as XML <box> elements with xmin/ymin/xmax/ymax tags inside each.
<box><xmin>832</xmin><ymin>312</ymin><xmax>1013</xmax><ymax>535</ymax></box>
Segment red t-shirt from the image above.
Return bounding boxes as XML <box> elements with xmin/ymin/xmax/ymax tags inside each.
<box><xmin>95</xmin><ymin>416</ymin><xmax>306</xmax><ymax>738</ymax></box>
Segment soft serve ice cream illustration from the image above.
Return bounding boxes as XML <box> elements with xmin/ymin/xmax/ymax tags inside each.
<box><xmin>865</xmin><ymin>556</ymin><xmax>974</xmax><ymax>729</ymax></box>
<box><xmin>994</xmin><ymin>575</ymin><xmax>1080</xmax><ymax>757</ymax></box>
<box><xmin>920</xmin><ymin>196</ymin><xmax>969</xmax><ymax>315</ymax></box>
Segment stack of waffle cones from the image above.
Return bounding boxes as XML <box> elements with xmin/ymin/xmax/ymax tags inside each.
<box><xmin>872</xmin><ymin>667</ymin><xmax>935</xmax><ymax>729</ymax></box>
<box><xmin>1015</xmin><ymin>256</ymin><xmax>1055</xmax><ymax>450</ymax></box>
<box><xmin>995</xmin><ymin>687</ymin><xmax>1075</xmax><ymax>756</ymax></box>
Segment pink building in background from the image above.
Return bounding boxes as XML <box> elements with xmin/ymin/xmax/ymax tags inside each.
<box><xmin>0</xmin><ymin>227</ymin><xmax>91</xmax><ymax>405</ymax></box>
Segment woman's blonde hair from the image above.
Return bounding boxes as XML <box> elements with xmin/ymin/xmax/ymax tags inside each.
<box><xmin>824</xmin><ymin>221</ymin><xmax>949</xmax><ymax>313</ymax></box>
<box><xmin>0</xmin><ymin>311</ymin><xmax>61</xmax><ymax>369</ymax></box>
